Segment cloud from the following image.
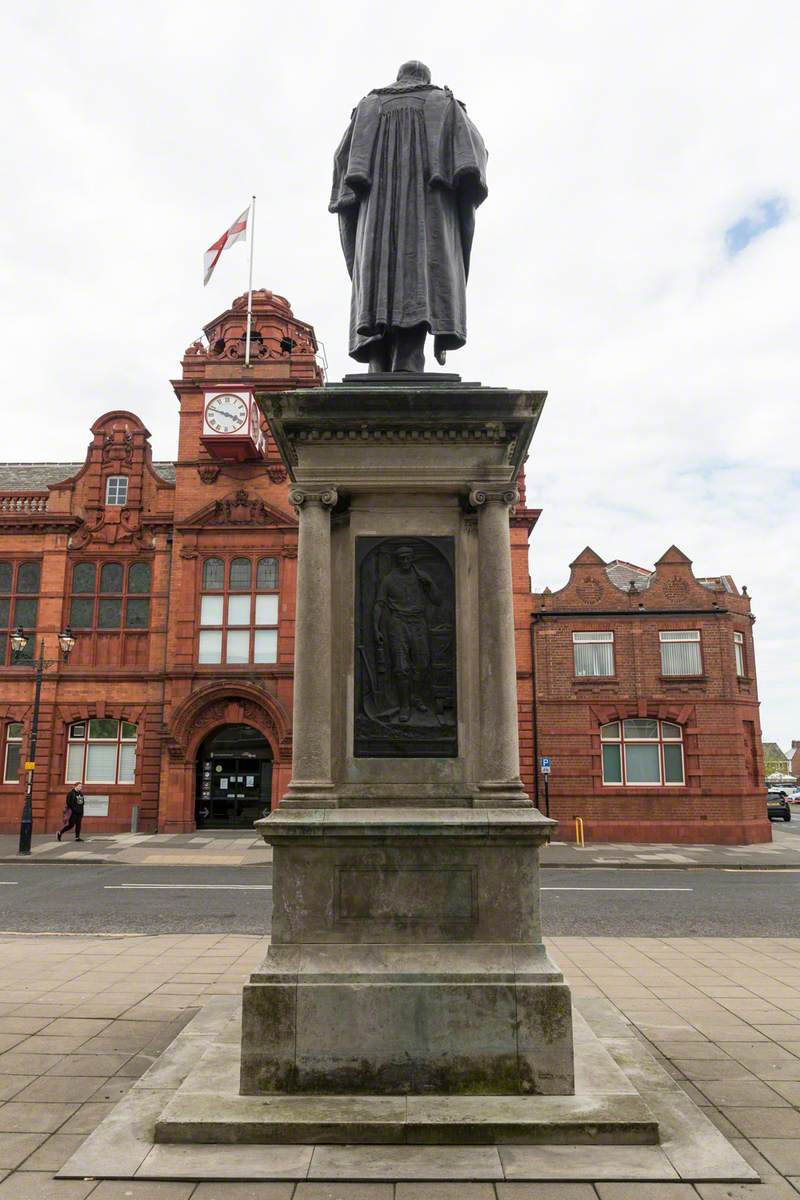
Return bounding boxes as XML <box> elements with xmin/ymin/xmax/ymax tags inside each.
<box><xmin>1</xmin><ymin>0</ymin><xmax>798</xmax><ymax>748</ymax></box>
<box><xmin>725</xmin><ymin>196</ymin><xmax>790</xmax><ymax>256</ymax></box>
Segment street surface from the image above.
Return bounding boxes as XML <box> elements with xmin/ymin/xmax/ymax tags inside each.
<box><xmin>1</xmin><ymin>862</ymin><xmax>798</xmax><ymax>935</ymax></box>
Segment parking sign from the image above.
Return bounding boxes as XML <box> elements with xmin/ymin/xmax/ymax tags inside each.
<box><xmin>541</xmin><ymin>756</ymin><xmax>551</xmax><ymax>774</ymax></box>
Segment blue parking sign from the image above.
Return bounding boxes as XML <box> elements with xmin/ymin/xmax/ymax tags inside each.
<box><xmin>541</xmin><ymin>756</ymin><xmax>551</xmax><ymax>773</ymax></box>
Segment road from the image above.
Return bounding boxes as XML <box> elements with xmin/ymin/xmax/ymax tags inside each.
<box><xmin>0</xmin><ymin>863</ymin><xmax>798</xmax><ymax>936</ymax></box>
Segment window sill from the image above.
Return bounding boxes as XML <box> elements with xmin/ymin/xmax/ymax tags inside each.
<box><xmin>658</xmin><ymin>674</ymin><xmax>706</xmax><ymax>683</ymax></box>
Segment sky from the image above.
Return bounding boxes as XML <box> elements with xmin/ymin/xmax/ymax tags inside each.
<box><xmin>2</xmin><ymin>1</ymin><xmax>798</xmax><ymax>750</ymax></box>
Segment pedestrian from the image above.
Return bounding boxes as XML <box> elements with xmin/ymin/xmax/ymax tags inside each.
<box><xmin>57</xmin><ymin>784</ymin><xmax>85</xmax><ymax>842</ymax></box>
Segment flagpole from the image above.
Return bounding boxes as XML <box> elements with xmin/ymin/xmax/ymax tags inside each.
<box><xmin>244</xmin><ymin>195</ymin><xmax>256</xmax><ymax>367</ymax></box>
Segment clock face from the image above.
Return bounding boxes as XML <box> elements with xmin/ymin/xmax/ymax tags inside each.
<box><xmin>206</xmin><ymin>394</ymin><xmax>247</xmax><ymax>434</ymax></box>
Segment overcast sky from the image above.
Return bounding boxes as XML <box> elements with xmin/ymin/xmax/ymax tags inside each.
<box><xmin>3</xmin><ymin>1</ymin><xmax>798</xmax><ymax>751</ymax></box>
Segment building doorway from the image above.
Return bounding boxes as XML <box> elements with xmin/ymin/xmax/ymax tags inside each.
<box><xmin>196</xmin><ymin>724</ymin><xmax>273</xmax><ymax>829</ymax></box>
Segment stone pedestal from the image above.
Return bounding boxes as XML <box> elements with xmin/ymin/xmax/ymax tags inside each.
<box><xmin>243</xmin><ymin>379</ymin><xmax>574</xmax><ymax>1100</ymax></box>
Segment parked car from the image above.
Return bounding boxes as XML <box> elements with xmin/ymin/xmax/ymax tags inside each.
<box><xmin>767</xmin><ymin>791</ymin><xmax>792</xmax><ymax>821</ymax></box>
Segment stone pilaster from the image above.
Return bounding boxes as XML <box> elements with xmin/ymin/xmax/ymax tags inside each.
<box><xmin>282</xmin><ymin>486</ymin><xmax>338</xmax><ymax>807</ymax></box>
<box><xmin>469</xmin><ymin>485</ymin><xmax>530</xmax><ymax>806</ymax></box>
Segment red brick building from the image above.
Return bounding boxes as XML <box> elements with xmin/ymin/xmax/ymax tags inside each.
<box><xmin>0</xmin><ymin>291</ymin><xmax>770</xmax><ymax>843</ymax></box>
<box><xmin>518</xmin><ymin>547</ymin><xmax>769</xmax><ymax>844</ymax></box>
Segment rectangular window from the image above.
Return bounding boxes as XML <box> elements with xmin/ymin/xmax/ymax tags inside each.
<box><xmin>254</xmin><ymin>628</ymin><xmax>278</xmax><ymax>663</ymax></box>
<box><xmin>66</xmin><ymin>719</ymin><xmax>137</xmax><ymax>785</ymax></box>
<box><xmin>200</xmin><ymin>595</ymin><xmax>224</xmax><ymax>625</ymax></box>
<box><xmin>624</xmin><ymin>742</ymin><xmax>661</xmax><ymax>783</ymax></box>
<box><xmin>86</xmin><ymin>743</ymin><xmax>118</xmax><ymax>783</ymax></box>
<box><xmin>572</xmin><ymin>631</ymin><xmax>614</xmax><ymax>676</ymax></box>
<box><xmin>198</xmin><ymin>556</ymin><xmax>280</xmax><ymax>666</ymax></box>
<box><xmin>659</xmin><ymin>630</ymin><xmax>701</xmax><ymax>675</ymax></box>
<box><xmin>118</xmin><ymin>742</ymin><xmax>136</xmax><ymax>784</ymax></box>
<box><xmin>734</xmin><ymin>632</ymin><xmax>745</xmax><ymax>677</ymax></box>
<box><xmin>3</xmin><ymin>723</ymin><xmax>23</xmax><ymax>783</ymax></box>
<box><xmin>601</xmin><ymin>743</ymin><xmax>622</xmax><ymax>784</ymax></box>
<box><xmin>65</xmin><ymin>743</ymin><xmax>85</xmax><ymax>783</ymax></box>
<box><xmin>105</xmin><ymin>476</ymin><xmax>129</xmax><ymax>505</ymax></box>
<box><xmin>225</xmin><ymin>629</ymin><xmax>250</xmax><ymax>664</ymax></box>
<box><xmin>199</xmin><ymin>629</ymin><xmax>223</xmax><ymax>664</ymax></box>
<box><xmin>663</xmin><ymin>743</ymin><xmax>685</xmax><ymax>784</ymax></box>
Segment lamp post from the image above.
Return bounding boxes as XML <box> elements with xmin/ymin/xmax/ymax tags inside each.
<box><xmin>11</xmin><ymin>626</ymin><xmax>76</xmax><ymax>855</ymax></box>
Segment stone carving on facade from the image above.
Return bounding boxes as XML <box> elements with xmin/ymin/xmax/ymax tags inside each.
<box><xmin>70</xmin><ymin>508</ymin><xmax>149</xmax><ymax>550</ymax></box>
<box><xmin>101</xmin><ymin>429</ymin><xmax>133</xmax><ymax>465</ymax></box>
<box><xmin>266</xmin><ymin>463</ymin><xmax>288</xmax><ymax>483</ymax></box>
<box><xmin>354</xmin><ymin>536</ymin><xmax>457</xmax><ymax>758</ymax></box>
<box><xmin>281</xmin><ymin>544</ymin><xmax>298</xmax><ymax>559</ymax></box>
<box><xmin>209</xmin><ymin>488</ymin><xmax>273</xmax><ymax>525</ymax></box>
<box><xmin>197</xmin><ymin>463</ymin><xmax>220</xmax><ymax>484</ymax></box>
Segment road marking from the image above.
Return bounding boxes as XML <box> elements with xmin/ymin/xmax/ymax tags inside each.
<box><xmin>103</xmin><ymin>884</ymin><xmax>272</xmax><ymax>891</ymax></box>
<box><xmin>542</xmin><ymin>887</ymin><xmax>693</xmax><ymax>892</ymax></box>
<box><xmin>0</xmin><ymin>881</ymin><xmax>19</xmax><ymax>885</ymax></box>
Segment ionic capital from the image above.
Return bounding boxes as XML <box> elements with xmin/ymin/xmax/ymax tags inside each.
<box><xmin>468</xmin><ymin>485</ymin><xmax>520</xmax><ymax>509</ymax></box>
<box><xmin>288</xmin><ymin>485</ymin><xmax>339</xmax><ymax>510</ymax></box>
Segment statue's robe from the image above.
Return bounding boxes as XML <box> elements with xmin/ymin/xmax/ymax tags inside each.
<box><xmin>330</xmin><ymin>81</ymin><xmax>488</xmax><ymax>364</ymax></box>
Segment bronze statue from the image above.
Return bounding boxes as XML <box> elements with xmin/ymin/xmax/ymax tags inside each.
<box><xmin>330</xmin><ymin>60</ymin><xmax>488</xmax><ymax>374</ymax></box>
<box><xmin>373</xmin><ymin>545</ymin><xmax>442</xmax><ymax>723</ymax></box>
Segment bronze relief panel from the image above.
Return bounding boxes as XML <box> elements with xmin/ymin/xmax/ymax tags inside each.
<box><xmin>354</xmin><ymin>536</ymin><xmax>457</xmax><ymax>758</ymax></box>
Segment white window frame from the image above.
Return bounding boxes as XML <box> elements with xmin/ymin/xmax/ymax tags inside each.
<box><xmin>3</xmin><ymin>723</ymin><xmax>23</xmax><ymax>784</ymax></box>
<box><xmin>198</xmin><ymin>556</ymin><xmax>279</xmax><ymax>666</ymax></box>
<box><xmin>659</xmin><ymin>629</ymin><xmax>702</xmax><ymax>676</ymax></box>
<box><xmin>734</xmin><ymin>631</ymin><xmax>745</xmax><ymax>677</ymax></box>
<box><xmin>600</xmin><ymin>719</ymin><xmax>685</xmax><ymax>787</ymax></box>
<box><xmin>65</xmin><ymin>719</ymin><xmax>137</xmax><ymax>785</ymax></box>
<box><xmin>572</xmin><ymin>630</ymin><xmax>614</xmax><ymax>677</ymax></box>
<box><xmin>105</xmin><ymin>476</ymin><xmax>129</xmax><ymax>506</ymax></box>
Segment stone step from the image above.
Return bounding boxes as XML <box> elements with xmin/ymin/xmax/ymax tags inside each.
<box><xmin>155</xmin><ymin>1090</ymin><xmax>659</xmax><ymax>1146</ymax></box>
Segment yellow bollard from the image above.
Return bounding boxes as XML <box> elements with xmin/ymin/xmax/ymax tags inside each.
<box><xmin>574</xmin><ymin>816</ymin><xmax>585</xmax><ymax>848</ymax></box>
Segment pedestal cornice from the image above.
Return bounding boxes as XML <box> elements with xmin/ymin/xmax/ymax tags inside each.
<box><xmin>257</xmin><ymin>384</ymin><xmax>546</xmax><ymax>491</ymax></box>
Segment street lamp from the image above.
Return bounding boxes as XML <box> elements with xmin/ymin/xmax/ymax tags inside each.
<box><xmin>11</xmin><ymin>626</ymin><xmax>77</xmax><ymax>855</ymax></box>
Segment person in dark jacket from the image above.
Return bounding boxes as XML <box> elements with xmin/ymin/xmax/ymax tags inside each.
<box><xmin>58</xmin><ymin>785</ymin><xmax>84</xmax><ymax>842</ymax></box>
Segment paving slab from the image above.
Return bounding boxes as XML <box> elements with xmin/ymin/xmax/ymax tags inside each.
<box><xmin>192</xmin><ymin>1184</ymin><xmax>296</xmax><ymax>1199</ymax></box>
<box><xmin>499</xmin><ymin>1143</ymin><xmax>679</xmax><ymax>1180</ymax></box>
<box><xmin>395</xmin><ymin>1186</ymin><xmax>496</xmax><ymax>1199</ymax></box>
<box><xmin>308</xmin><ymin>1144</ymin><xmax>503</xmax><ymax>1180</ymax></box>
<box><xmin>494</xmin><ymin>1185</ymin><xmax>599</xmax><ymax>1199</ymax></box>
<box><xmin>0</xmin><ymin>1133</ymin><xmax>48</xmax><ymax>1171</ymax></box>
<box><xmin>138</xmin><ymin>1143</ymin><xmax>314</xmax><ymax>1179</ymax></box>
<box><xmin>0</xmin><ymin>1174</ymin><xmax>97</xmax><ymax>1199</ymax></box>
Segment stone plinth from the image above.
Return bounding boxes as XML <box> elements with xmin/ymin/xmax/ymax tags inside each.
<box><xmin>242</xmin><ymin>808</ymin><xmax>573</xmax><ymax>1096</ymax></box>
<box><xmin>245</xmin><ymin>379</ymin><xmax>573</xmax><ymax>1105</ymax></box>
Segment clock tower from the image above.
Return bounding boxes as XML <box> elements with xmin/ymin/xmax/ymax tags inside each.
<box><xmin>159</xmin><ymin>289</ymin><xmax>324</xmax><ymax>832</ymax></box>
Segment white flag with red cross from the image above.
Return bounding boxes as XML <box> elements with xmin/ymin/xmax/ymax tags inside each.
<box><xmin>203</xmin><ymin>205</ymin><xmax>250</xmax><ymax>286</ymax></box>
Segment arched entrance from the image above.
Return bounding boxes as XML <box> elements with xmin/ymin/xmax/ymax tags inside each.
<box><xmin>196</xmin><ymin>724</ymin><xmax>273</xmax><ymax>829</ymax></box>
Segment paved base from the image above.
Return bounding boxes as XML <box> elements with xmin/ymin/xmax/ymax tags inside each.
<box><xmin>58</xmin><ymin>994</ymin><xmax>756</xmax><ymax>1182</ymax></box>
<box><xmin>155</xmin><ymin>1007</ymin><xmax>656</xmax><ymax>1145</ymax></box>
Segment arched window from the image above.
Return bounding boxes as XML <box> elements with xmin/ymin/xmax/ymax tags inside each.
<box><xmin>69</xmin><ymin>562</ymin><xmax>151</xmax><ymax>630</ymax></box>
<box><xmin>65</xmin><ymin>719</ymin><xmax>137</xmax><ymax>785</ymax></box>
<box><xmin>0</xmin><ymin>561</ymin><xmax>40</xmax><ymax>664</ymax></box>
<box><xmin>202</xmin><ymin>558</ymin><xmax>224</xmax><ymax>590</ymax></box>
<box><xmin>229</xmin><ymin>558</ymin><xmax>251</xmax><ymax>591</ymax></box>
<box><xmin>600</xmin><ymin>719</ymin><xmax>684</xmax><ymax>786</ymax></box>
<box><xmin>257</xmin><ymin>557</ymin><xmax>279</xmax><ymax>590</ymax></box>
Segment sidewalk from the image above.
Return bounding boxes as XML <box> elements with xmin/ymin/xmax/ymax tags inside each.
<box><xmin>1</xmin><ymin>931</ymin><xmax>800</xmax><ymax>1195</ymax></box>
<box><xmin>2</xmin><ymin>826</ymin><xmax>799</xmax><ymax>868</ymax></box>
